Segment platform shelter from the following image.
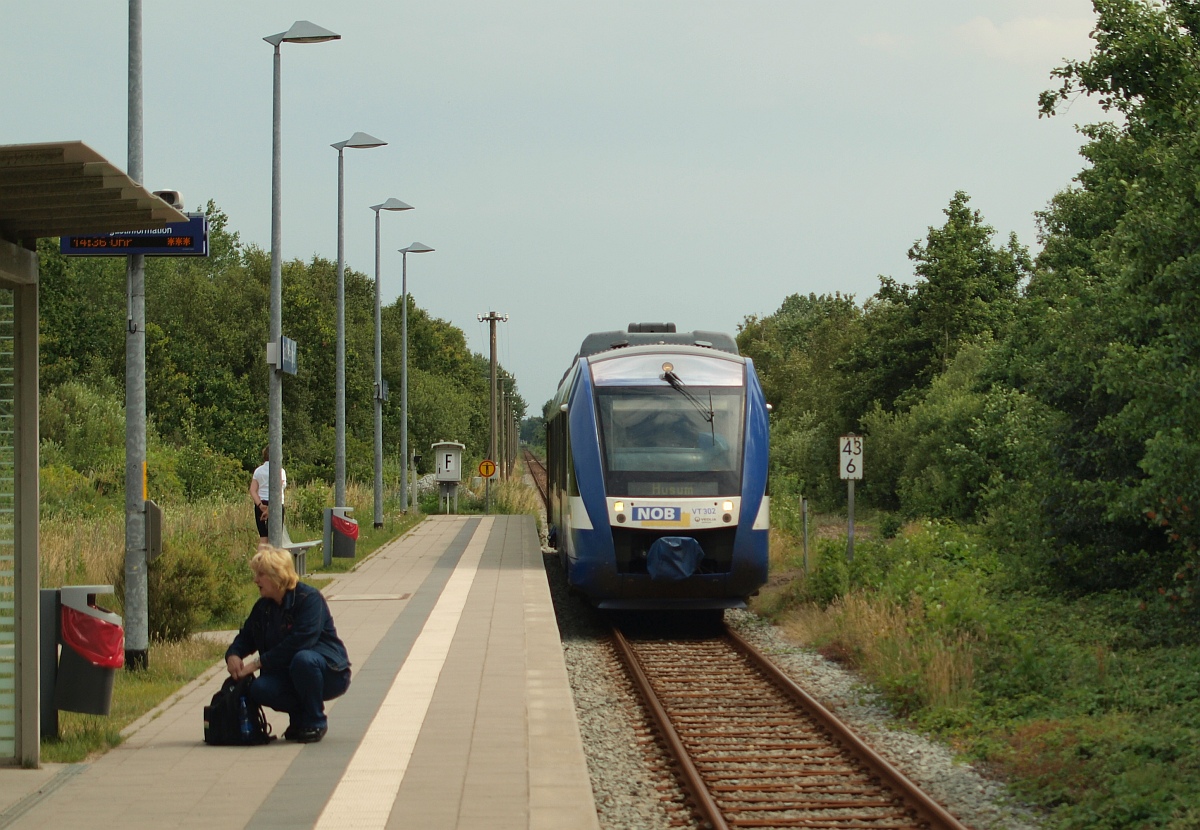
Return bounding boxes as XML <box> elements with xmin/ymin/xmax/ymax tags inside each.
<box><xmin>0</xmin><ymin>141</ymin><xmax>184</xmax><ymax>765</ymax></box>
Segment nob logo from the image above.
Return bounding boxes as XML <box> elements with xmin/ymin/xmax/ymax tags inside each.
<box><xmin>633</xmin><ymin>506</ymin><xmax>681</xmax><ymax>522</ymax></box>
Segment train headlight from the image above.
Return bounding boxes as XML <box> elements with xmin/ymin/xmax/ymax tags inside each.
<box><xmin>722</xmin><ymin>500</ymin><xmax>734</xmax><ymax>512</ymax></box>
<box><xmin>617</xmin><ymin>513</ymin><xmax>626</xmax><ymax>523</ymax></box>
<box><xmin>614</xmin><ymin>501</ymin><xmax>624</xmax><ymax>513</ymax></box>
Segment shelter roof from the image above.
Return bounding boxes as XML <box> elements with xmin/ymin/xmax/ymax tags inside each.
<box><xmin>0</xmin><ymin>141</ymin><xmax>185</xmax><ymax>243</ymax></box>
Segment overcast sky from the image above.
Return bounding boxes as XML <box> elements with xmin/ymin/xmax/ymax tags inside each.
<box><xmin>2</xmin><ymin>1</ymin><xmax>1105</xmax><ymax>408</ymax></box>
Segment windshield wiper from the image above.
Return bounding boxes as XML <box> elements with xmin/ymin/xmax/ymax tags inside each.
<box><xmin>662</xmin><ymin>369</ymin><xmax>716</xmax><ymax>440</ymax></box>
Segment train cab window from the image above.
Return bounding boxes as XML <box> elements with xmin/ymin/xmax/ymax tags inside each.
<box><xmin>593</xmin><ymin>385</ymin><xmax>744</xmax><ymax>497</ymax></box>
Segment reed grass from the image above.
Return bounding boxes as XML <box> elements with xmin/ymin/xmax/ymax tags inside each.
<box><xmin>780</xmin><ymin>590</ymin><xmax>977</xmax><ymax>712</ymax></box>
<box><xmin>490</xmin><ymin>475</ymin><xmax>542</xmax><ymax>516</ymax></box>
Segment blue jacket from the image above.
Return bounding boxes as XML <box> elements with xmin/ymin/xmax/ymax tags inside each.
<box><xmin>226</xmin><ymin>582</ymin><xmax>350</xmax><ymax>674</ymax></box>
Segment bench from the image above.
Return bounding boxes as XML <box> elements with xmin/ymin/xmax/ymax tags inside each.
<box><xmin>282</xmin><ymin>525</ymin><xmax>321</xmax><ymax>575</ymax></box>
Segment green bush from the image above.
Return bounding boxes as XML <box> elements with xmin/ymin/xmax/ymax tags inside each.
<box><xmin>873</xmin><ymin>521</ymin><xmax>998</xmax><ymax>637</ymax></box>
<box><xmin>770</xmin><ymin>411</ymin><xmax>842</xmax><ymax>511</ymax></box>
<box><xmin>846</xmin><ymin>535</ymin><xmax>901</xmax><ymax>591</ymax></box>
<box><xmin>878</xmin><ymin>513</ymin><xmax>903</xmax><ymax>539</ymax></box>
<box><xmin>291</xmin><ymin>481</ymin><xmax>331</xmax><ymax>530</ymax></box>
<box><xmin>40</xmin><ymin>379</ymin><xmax>126</xmax><ymax>478</ymax></box>
<box><xmin>807</xmin><ymin>539</ymin><xmax>849</xmax><ymax>608</ymax></box>
<box><xmin>39</xmin><ymin>461</ymin><xmax>108</xmax><ymax>518</ymax></box>
<box><xmin>114</xmin><ymin>541</ymin><xmax>222</xmax><ymax>642</ymax></box>
<box><xmin>175</xmin><ymin>439</ymin><xmax>245</xmax><ymax>501</ymax></box>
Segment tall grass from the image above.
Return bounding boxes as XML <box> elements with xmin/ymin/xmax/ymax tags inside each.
<box><xmin>780</xmin><ymin>592</ymin><xmax>978</xmax><ymax>712</ymax></box>
<box><xmin>422</xmin><ymin>462</ymin><xmax>542</xmax><ymax>521</ymax></box>
<box><xmin>753</xmin><ymin>521</ymin><xmax>986</xmax><ymax>716</ymax></box>
<box><xmin>41</xmin><ymin>511</ymin><xmax>126</xmax><ymax>589</ymax></box>
<box><xmin>490</xmin><ymin>475</ymin><xmax>541</xmax><ymax>516</ymax></box>
<box><xmin>41</xmin><ymin>481</ymin><xmax>411</xmax><ymax>618</ymax></box>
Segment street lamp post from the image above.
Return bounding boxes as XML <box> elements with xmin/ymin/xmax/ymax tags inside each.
<box><xmin>370</xmin><ymin>198</ymin><xmax>414</xmax><ymax>527</ymax></box>
<box><xmin>333</xmin><ymin>132</ymin><xmax>387</xmax><ymax>509</ymax></box>
<box><xmin>264</xmin><ymin>20</ymin><xmax>339</xmax><ymax>548</ymax></box>
<box><xmin>398</xmin><ymin>243</ymin><xmax>435</xmax><ymax>512</ymax></box>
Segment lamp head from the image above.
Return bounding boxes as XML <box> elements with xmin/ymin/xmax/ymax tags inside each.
<box><xmin>371</xmin><ymin>198</ymin><xmax>414</xmax><ymax>213</ymax></box>
<box><xmin>333</xmin><ymin>131</ymin><xmax>387</xmax><ymax>151</ymax></box>
<box><xmin>399</xmin><ymin>243</ymin><xmax>435</xmax><ymax>255</ymax></box>
<box><xmin>265</xmin><ymin>20</ymin><xmax>340</xmax><ymax>46</ymax></box>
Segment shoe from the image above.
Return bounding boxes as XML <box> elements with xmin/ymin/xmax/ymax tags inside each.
<box><xmin>287</xmin><ymin>726</ymin><xmax>327</xmax><ymax>743</ymax></box>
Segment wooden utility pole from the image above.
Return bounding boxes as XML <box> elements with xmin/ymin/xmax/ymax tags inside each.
<box><xmin>477</xmin><ymin>312</ymin><xmax>508</xmax><ymax>469</ymax></box>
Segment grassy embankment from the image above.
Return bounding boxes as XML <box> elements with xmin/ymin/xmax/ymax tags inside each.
<box><xmin>754</xmin><ymin>513</ymin><xmax>1200</xmax><ymax>829</ymax></box>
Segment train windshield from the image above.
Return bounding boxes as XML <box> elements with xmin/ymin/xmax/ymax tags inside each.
<box><xmin>593</xmin><ymin>385</ymin><xmax>744</xmax><ymax>497</ymax></box>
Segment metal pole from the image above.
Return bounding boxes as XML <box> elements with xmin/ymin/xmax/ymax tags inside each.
<box><xmin>801</xmin><ymin>496</ymin><xmax>809</xmax><ymax>575</ymax></box>
<box><xmin>123</xmin><ymin>0</ymin><xmax>148</xmax><ymax>671</ymax></box>
<box><xmin>400</xmin><ymin>251</ymin><xmax>409</xmax><ymax>512</ymax></box>
<box><xmin>372</xmin><ymin>208</ymin><xmax>383</xmax><ymax>527</ymax></box>
<box><xmin>335</xmin><ymin>147</ymin><xmax>346</xmax><ymax>507</ymax></box>
<box><xmin>847</xmin><ymin>480</ymin><xmax>855</xmax><ymax>563</ymax></box>
<box><xmin>267</xmin><ymin>42</ymin><xmax>284</xmax><ymax>549</ymax></box>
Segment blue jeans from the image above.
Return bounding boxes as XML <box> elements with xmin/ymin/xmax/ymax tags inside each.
<box><xmin>251</xmin><ymin>650</ymin><xmax>351</xmax><ymax>730</ymax></box>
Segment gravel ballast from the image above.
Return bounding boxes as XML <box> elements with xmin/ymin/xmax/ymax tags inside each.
<box><xmin>541</xmin><ymin>547</ymin><xmax>1045</xmax><ymax>830</ymax></box>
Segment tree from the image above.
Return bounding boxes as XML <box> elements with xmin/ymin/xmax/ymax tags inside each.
<box><xmin>843</xmin><ymin>192</ymin><xmax>1029</xmax><ymax>416</ymax></box>
<box><xmin>37</xmin><ymin>201</ymin><xmax>518</xmax><ymax>499</ymax></box>
<box><xmin>1023</xmin><ymin>0</ymin><xmax>1200</xmax><ymax>590</ymax></box>
<box><xmin>738</xmin><ymin>293</ymin><xmax>865</xmax><ymax>509</ymax></box>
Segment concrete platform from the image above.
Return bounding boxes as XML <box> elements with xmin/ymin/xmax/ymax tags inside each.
<box><xmin>0</xmin><ymin>515</ymin><xmax>599</xmax><ymax>830</ymax></box>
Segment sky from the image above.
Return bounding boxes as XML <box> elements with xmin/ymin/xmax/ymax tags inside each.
<box><xmin>1</xmin><ymin>1</ymin><xmax>1107</xmax><ymax>410</ymax></box>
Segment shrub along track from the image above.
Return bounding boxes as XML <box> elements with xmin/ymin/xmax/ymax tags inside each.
<box><xmin>610</xmin><ymin>621</ymin><xmax>970</xmax><ymax>830</ymax></box>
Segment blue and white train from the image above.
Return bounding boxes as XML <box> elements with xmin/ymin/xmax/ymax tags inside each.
<box><xmin>545</xmin><ymin>323</ymin><xmax>770</xmax><ymax>610</ymax></box>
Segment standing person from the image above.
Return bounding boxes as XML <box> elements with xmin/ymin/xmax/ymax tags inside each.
<box><xmin>225</xmin><ymin>547</ymin><xmax>351</xmax><ymax>743</ymax></box>
<box><xmin>249</xmin><ymin>446</ymin><xmax>286</xmax><ymax>546</ymax></box>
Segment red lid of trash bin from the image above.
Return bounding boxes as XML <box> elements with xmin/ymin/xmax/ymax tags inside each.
<box><xmin>331</xmin><ymin>515</ymin><xmax>360</xmax><ymax>540</ymax></box>
<box><xmin>61</xmin><ymin>605</ymin><xmax>125</xmax><ymax>669</ymax></box>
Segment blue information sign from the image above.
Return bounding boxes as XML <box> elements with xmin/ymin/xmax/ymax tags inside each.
<box><xmin>279</xmin><ymin>336</ymin><xmax>298</xmax><ymax>376</ymax></box>
<box><xmin>60</xmin><ymin>213</ymin><xmax>209</xmax><ymax>257</ymax></box>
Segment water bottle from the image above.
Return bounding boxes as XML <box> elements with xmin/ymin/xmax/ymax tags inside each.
<box><xmin>238</xmin><ymin>696</ymin><xmax>251</xmax><ymax>739</ymax></box>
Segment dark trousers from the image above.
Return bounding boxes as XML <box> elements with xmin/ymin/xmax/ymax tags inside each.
<box><xmin>253</xmin><ymin>502</ymin><xmax>285</xmax><ymax>538</ymax></box>
<box><xmin>251</xmin><ymin>650</ymin><xmax>351</xmax><ymax>730</ymax></box>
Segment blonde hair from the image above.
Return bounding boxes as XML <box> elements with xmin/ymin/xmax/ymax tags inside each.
<box><xmin>250</xmin><ymin>547</ymin><xmax>299</xmax><ymax>592</ymax></box>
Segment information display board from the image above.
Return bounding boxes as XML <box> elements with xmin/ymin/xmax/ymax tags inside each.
<box><xmin>60</xmin><ymin>213</ymin><xmax>208</xmax><ymax>257</ymax></box>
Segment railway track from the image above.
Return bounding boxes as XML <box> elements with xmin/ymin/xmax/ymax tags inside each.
<box><xmin>610</xmin><ymin>623</ymin><xmax>968</xmax><ymax>830</ymax></box>
<box><xmin>523</xmin><ymin>448</ymin><xmax>548</xmax><ymax>508</ymax></box>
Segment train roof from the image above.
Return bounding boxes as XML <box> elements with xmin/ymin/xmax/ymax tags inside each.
<box><xmin>577</xmin><ymin>323</ymin><xmax>739</xmax><ymax>358</ymax></box>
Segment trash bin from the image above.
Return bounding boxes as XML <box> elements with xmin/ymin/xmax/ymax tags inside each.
<box><xmin>322</xmin><ymin>507</ymin><xmax>360</xmax><ymax>565</ymax></box>
<box><xmin>331</xmin><ymin>513</ymin><xmax>359</xmax><ymax>559</ymax></box>
<box><xmin>54</xmin><ymin>585</ymin><xmax>124</xmax><ymax>716</ymax></box>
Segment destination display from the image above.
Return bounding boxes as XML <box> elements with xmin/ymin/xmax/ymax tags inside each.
<box><xmin>60</xmin><ymin>213</ymin><xmax>209</xmax><ymax>257</ymax></box>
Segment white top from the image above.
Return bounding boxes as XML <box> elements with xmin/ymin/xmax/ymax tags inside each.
<box><xmin>252</xmin><ymin>462</ymin><xmax>286</xmax><ymax>505</ymax></box>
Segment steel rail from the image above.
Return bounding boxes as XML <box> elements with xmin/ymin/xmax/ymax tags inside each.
<box><xmin>523</xmin><ymin>448</ymin><xmax>549</xmax><ymax>509</ymax></box>
<box><xmin>612</xmin><ymin>622</ymin><xmax>971</xmax><ymax>830</ymax></box>
<box><xmin>724</xmin><ymin>626</ymin><xmax>969</xmax><ymax>830</ymax></box>
<box><xmin>610</xmin><ymin>626</ymin><xmax>730</xmax><ymax>830</ymax></box>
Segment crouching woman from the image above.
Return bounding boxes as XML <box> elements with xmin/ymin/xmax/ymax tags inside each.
<box><xmin>225</xmin><ymin>547</ymin><xmax>351</xmax><ymax>743</ymax></box>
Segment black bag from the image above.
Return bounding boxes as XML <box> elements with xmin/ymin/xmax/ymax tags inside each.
<box><xmin>203</xmin><ymin>675</ymin><xmax>274</xmax><ymax>745</ymax></box>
